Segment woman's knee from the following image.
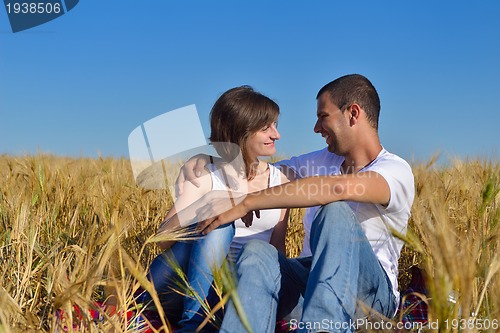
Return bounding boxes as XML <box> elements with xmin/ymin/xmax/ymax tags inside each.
<box><xmin>199</xmin><ymin>224</ymin><xmax>235</xmax><ymax>252</ymax></box>
<box><xmin>235</xmin><ymin>240</ymin><xmax>282</xmax><ymax>292</ymax></box>
<box><xmin>239</xmin><ymin>239</ymin><xmax>274</xmax><ymax>257</ymax></box>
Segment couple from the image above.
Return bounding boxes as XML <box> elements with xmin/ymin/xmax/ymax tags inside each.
<box><xmin>143</xmin><ymin>74</ymin><xmax>415</xmax><ymax>333</ymax></box>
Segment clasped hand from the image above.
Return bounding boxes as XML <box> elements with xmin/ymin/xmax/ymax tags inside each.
<box><xmin>195</xmin><ymin>191</ymin><xmax>254</xmax><ymax>234</ymax></box>
<box><xmin>171</xmin><ymin>154</ymin><xmax>259</xmax><ymax>233</ymax></box>
<box><xmin>163</xmin><ymin>190</ymin><xmax>253</xmax><ymax>235</ymax></box>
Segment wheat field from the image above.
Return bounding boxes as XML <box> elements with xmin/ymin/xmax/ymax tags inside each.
<box><xmin>0</xmin><ymin>154</ymin><xmax>498</xmax><ymax>332</ymax></box>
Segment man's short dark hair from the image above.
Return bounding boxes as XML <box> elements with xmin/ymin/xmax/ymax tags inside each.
<box><xmin>317</xmin><ymin>74</ymin><xmax>381</xmax><ymax>130</ymax></box>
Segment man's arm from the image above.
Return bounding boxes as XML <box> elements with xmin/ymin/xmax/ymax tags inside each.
<box><xmin>175</xmin><ymin>154</ymin><xmax>212</xmax><ymax>195</ymax></box>
<box><xmin>197</xmin><ymin>171</ymin><xmax>390</xmax><ymax>234</ymax></box>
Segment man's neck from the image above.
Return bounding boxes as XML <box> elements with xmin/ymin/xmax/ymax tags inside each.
<box><xmin>341</xmin><ymin>141</ymin><xmax>382</xmax><ymax>174</ymax></box>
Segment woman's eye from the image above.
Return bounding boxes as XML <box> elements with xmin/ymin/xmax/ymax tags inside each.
<box><xmin>261</xmin><ymin>121</ymin><xmax>278</xmax><ymax>132</ymax></box>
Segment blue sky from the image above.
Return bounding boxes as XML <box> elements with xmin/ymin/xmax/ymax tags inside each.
<box><xmin>1</xmin><ymin>0</ymin><xmax>499</xmax><ymax>164</ymax></box>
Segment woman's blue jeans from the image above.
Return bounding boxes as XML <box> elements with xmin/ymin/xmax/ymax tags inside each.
<box><xmin>220</xmin><ymin>202</ymin><xmax>397</xmax><ymax>333</ymax></box>
<box><xmin>141</xmin><ymin>223</ymin><xmax>235</xmax><ymax>332</ymax></box>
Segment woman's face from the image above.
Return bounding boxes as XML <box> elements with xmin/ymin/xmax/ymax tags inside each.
<box><xmin>245</xmin><ymin>120</ymin><xmax>280</xmax><ymax>159</ymax></box>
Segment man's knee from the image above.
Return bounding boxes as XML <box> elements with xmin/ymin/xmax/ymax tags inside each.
<box><xmin>315</xmin><ymin>201</ymin><xmax>356</xmax><ymax>225</ymax></box>
<box><xmin>310</xmin><ymin>202</ymin><xmax>361</xmax><ymax>244</ymax></box>
<box><xmin>319</xmin><ymin>201</ymin><xmax>353</xmax><ymax>216</ymax></box>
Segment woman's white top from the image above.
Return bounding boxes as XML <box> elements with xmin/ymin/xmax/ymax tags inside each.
<box><xmin>208</xmin><ymin>163</ymin><xmax>283</xmax><ymax>262</ymax></box>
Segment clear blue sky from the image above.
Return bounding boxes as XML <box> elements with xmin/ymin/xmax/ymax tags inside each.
<box><xmin>1</xmin><ymin>0</ymin><xmax>499</xmax><ymax>164</ymax></box>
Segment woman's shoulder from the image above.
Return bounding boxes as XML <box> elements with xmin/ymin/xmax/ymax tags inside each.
<box><xmin>268</xmin><ymin>163</ymin><xmax>289</xmax><ymax>186</ymax></box>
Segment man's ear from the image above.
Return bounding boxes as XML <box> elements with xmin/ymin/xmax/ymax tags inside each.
<box><xmin>348</xmin><ymin>104</ymin><xmax>361</xmax><ymax>125</ymax></box>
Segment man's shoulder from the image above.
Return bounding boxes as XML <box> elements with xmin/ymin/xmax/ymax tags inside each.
<box><xmin>283</xmin><ymin>148</ymin><xmax>342</xmax><ymax>164</ymax></box>
<box><xmin>369</xmin><ymin>149</ymin><xmax>415</xmax><ymax>187</ymax></box>
<box><xmin>276</xmin><ymin>148</ymin><xmax>343</xmax><ymax>177</ymax></box>
<box><xmin>284</xmin><ymin>147</ymin><xmax>328</xmax><ymax>159</ymax></box>
<box><xmin>374</xmin><ymin>149</ymin><xmax>412</xmax><ymax>172</ymax></box>
<box><xmin>371</xmin><ymin>149</ymin><xmax>415</xmax><ymax>213</ymax></box>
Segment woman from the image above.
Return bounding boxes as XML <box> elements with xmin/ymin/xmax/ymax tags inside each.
<box><xmin>140</xmin><ymin>86</ymin><xmax>289</xmax><ymax>332</ymax></box>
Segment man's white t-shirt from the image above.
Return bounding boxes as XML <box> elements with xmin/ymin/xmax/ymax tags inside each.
<box><xmin>276</xmin><ymin>147</ymin><xmax>415</xmax><ymax>300</ymax></box>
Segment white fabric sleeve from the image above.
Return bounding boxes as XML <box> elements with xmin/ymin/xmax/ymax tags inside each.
<box><xmin>368</xmin><ymin>157</ymin><xmax>415</xmax><ymax>214</ymax></box>
<box><xmin>274</xmin><ymin>148</ymin><xmax>334</xmax><ymax>179</ymax></box>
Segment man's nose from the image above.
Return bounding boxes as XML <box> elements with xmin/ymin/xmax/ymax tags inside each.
<box><xmin>313</xmin><ymin>119</ymin><xmax>322</xmax><ymax>133</ymax></box>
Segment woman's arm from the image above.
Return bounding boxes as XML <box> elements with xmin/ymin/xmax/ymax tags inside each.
<box><xmin>269</xmin><ymin>170</ymin><xmax>292</xmax><ymax>254</ymax></box>
<box><xmin>269</xmin><ymin>208</ymin><xmax>289</xmax><ymax>255</ymax></box>
<box><xmin>157</xmin><ymin>168</ymin><xmax>212</xmax><ymax>249</ymax></box>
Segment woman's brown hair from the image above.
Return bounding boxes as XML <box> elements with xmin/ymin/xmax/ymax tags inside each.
<box><xmin>209</xmin><ymin>85</ymin><xmax>279</xmax><ymax>179</ymax></box>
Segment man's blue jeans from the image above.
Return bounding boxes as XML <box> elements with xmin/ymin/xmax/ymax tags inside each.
<box><xmin>142</xmin><ymin>223</ymin><xmax>235</xmax><ymax>332</ymax></box>
<box><xmin>220</xmin><ymin>202</ymin><xmax>397</xmax><ymax>333</ymax></box>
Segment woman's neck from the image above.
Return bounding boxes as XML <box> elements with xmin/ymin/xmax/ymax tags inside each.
<box><xmin>247</xmin><ymin>159</ymin><xmax>269</xmax><ymax>180</ymax></box>
<box><xmin>247</xmin><ymin>159</ymin><xmax>270</xmax><ymax>191</ymax></box>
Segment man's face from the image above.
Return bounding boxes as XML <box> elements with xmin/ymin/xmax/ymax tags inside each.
<box><xmin>314</xmin><ymin>93</ymin><xmax>352</xmax><ymax>155</ymax></box>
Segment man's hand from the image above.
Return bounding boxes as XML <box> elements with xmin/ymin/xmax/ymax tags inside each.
<box><xmin>154</xmin><ymin>189</ymin><xmax>246</xmax><ymax>234</ymax></box>
<box><xmin>196</xmin><ymin>194</ymin><xmax>250</xmax><ymax>234</ymax></box>
<box><xmin>175</xmin><ymin>154</ymin><xmax>211</xmax><ymax>196</ymax></box>
<box><xmin>241</xmin><ymin>210</ymin><xmax>260</xmax><ymax>227</ymax></box>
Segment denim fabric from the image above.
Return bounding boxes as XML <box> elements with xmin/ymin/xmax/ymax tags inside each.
<box><xmin>141</xmin><ymin>223</ymin><xmax>235</xmax><ymax>332</ymax></box>
<box><xmin>220</xmin><ymin>202</ymin><xmax>397</xmax><ymax>333</ymax></box>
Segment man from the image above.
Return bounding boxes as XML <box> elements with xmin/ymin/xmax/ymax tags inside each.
<box><xmin>191</xmin><ymin>74</ymin><xmax>414</xmax><ymax>332</ymax></box>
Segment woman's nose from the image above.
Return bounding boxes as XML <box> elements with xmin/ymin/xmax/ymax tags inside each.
<box><xmin>271</xmin><ymin>125</ymin><xmax>280</xmax><ymax>140</ymax></box>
